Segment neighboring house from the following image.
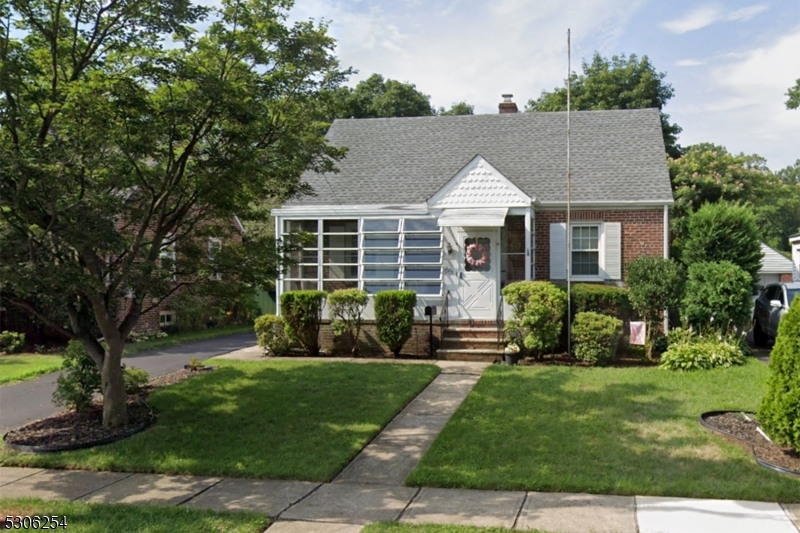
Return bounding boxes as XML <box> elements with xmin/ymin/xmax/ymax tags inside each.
<box><xmin>272</xmin><ymin>97</ymin><xmax>673</xmax><ymax>357</ymax></box>
<box><xmin>757</xmin><ymin>242</ymin><xmax>794</xmax><ymax>289</ymax></box>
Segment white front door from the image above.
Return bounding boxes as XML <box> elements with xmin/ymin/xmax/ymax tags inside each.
<box><xmin>455</xmin><ymin>229</ymin><xmax>499</xmax><ymax>319</ymax></box>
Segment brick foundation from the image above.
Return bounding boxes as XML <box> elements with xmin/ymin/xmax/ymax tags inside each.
<box><xmin>319</xmin><ymin>321</ymin><xmax>437</xmax><ymax>357</ymax></box>
<box><xmin>535</xmin><ymin>209</ymin><xmax>665</xmax><ymax>281</ymax></box>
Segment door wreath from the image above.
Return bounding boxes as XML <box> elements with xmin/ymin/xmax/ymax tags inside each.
<box><xmin>465</xmin><ymin>243</ymin><xmax>489</xmax><ymax>267</ymax></box>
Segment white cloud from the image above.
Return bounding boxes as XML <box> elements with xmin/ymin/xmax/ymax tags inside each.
<box><xmin>674</xmin><ymin>26</ymin><xmax>800</xmax><ymax>169</ymax></box>
<box><xmin>676</xmin><ymin>59</ymin><xmax>707</xmax><ymax>67</ymax></box>
<box><xmin>662</xmin><ymin>3</ymin><xmax>768</xmax><ymax>34</ymax></box>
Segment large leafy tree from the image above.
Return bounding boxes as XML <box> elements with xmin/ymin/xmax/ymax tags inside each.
<box><xmin>335</xmin><ymin>73</ymin><xmax>434</xmax><ymax>118</ymax></box>
<box><xmin>0</xmin><ymin>0</ymin><xmax>349</xmax><ymax>427</ymax></box>
<box><xmin>668</xmin><ymin>143</ymin><xmax>800</xmax><ymax>253</ymax></box>
<box><xmin>526</xmin><ymin>52</ymin><xmax>683</xmax><ymax>158</ymax></box>
<box><xmin>787</xmin><ymin>78</ymin><xmax>800</xmax><ymax>110</ymax></box>
<box><xmin>437</xmin><ymin>101</ymin><xmax>474</xmax><ymax>116</ymax></box>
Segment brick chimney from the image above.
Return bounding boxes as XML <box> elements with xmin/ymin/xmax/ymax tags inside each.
<box><xmin>499</xmin><ymin>94</ymin><xmax>518</xmax><ymax>114</ymax></box>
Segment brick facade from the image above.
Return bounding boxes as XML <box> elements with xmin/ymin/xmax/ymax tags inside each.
<box><xmin>319</xmin><ymin>321</ymin><xmax>436</xmax><ymax>357</ymax></box>
<box><xmin>534</xmin><ymin>208</ymin><xmax>665</xmax><ymax>281</ymax></box>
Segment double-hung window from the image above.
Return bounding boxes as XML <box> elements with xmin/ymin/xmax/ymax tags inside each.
<box><xmin>571</xmin><ymin>225</ymin><xmax>599</xmax><ymax>276</ymax></box>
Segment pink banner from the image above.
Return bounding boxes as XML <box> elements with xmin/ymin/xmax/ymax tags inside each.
<box><xmin>630</xmin><ymin>321</ymin><xmax>646</xmax><ymax>346</ymax></box>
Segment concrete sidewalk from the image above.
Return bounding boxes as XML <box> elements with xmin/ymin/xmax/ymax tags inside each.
<box><xmin>2</xmin><ymin>467</ymin><xmax>799</xmax><ymax>532</ymax></box>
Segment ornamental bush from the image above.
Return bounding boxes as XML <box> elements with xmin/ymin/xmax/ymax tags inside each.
<box><xmin>328</xmin><ymin>288</ymin><xmax>369</xmax><ymax>356</ymax></box>
<box><xmin>502</xmin><ymin>281</ymin><xmax>567</xmax><ymax>358</ymax></box>
<box><xmin>626</xmin><ymin>256</ymin><xmax>684</xmax><ymax>358</ymax></box>
<box><xmin>0</xmin><ymin>331</ymin><xmax>25</xmax><ymax>354</ymax></box>
<box><xmin>758</xmin><ymin>297</ymin><xmax>800</xmax><ymax>452</ymax></box>
<box><xmin>123</xmin><ymin>366</ymin><xmax>150</xmax><ymax>394</ymax></box>
<box><xmin>659</xmin><ymin>335</ymin><xmax>746</xmax><ymax>371</ymax></box>
<box><xmin>374</xmin><ymin>290</ymin><xmax>416</xmax><ymax>357</ymax></box>
<box><xmin>280</xmin><ymin>290</ymin><xmax>326</xmax><ymax>356</ymax></box>
<box><xmin>682</xmin><ymin>261</ymin><xmax>753</xmax><ymax>334</ymax></box>
<box><xmin>53</xmin><ymin>341</ymin><xmax>101</xmax><ymax>412</ymax></box>
<box><xmin>681</xmin><ymin>200</ymin><xmax>763</xmax><ymax>284</ymax></box>
<box><xmin>571</xmin><ymin>312</ymin><xmax>623</xmax><ymax>366</ymax></box>
<box><xmin>570</xmin><ymin>284</ymin><xmax>632</xmax><ymax>322</ymax></box>
<box><xmin>254</xmin><ymin>314</ymin><xmax>291</xmax><ymax>356</ymax></box>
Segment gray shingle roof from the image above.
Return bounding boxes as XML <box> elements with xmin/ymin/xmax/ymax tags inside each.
<box><xmin>286</xmin><ymin>108</ymin><xmax>673</xmax><ymax>206</ymax></box>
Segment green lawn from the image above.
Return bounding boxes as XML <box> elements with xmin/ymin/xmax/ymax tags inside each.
<box><xmin>123</xmin><ymin>324</ymin><xmax>253</xmax><ymax>355</ymax></box>
<box><xmin>407</xmin><ymin>359</ymin><xmax>800</xmax><ymax>502</ymax></box>
<box><xmin>0</xmin><ymin>498</ymin><xmax>268</xmax><ymax>532</ymax></box>
<box><xmin>0</xmin><ymin>354</ymin><xmax>63</xmax><ymax>385</ymax></box>
<box><xmin>0</xmin><ymin>360</ymin><xmax>440</xmax><ymax>481</ymax></box>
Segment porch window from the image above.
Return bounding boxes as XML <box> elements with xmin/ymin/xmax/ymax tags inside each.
<box><xmin>283</xmin><ymin>219</ymin><xmax>319</xmax><ymax>292</ymax></box>
<box><xmin>572</xmin><ymin>225</ymin><xmax>599</xmax><ymax>276</ymax></box>
<box><xmin>501</xmin><ymin>215</ymin><xmax>526</xmax><ymax>287</ymax></box>
<box><xmin>322</xmin><ymin>220</ymin><xmax>358</xmax><ymax>291</ymax></box>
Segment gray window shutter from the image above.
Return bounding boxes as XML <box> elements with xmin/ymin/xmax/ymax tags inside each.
<box><xmin>550</xmin><ymin>223</ymin><xmax>567</xmax><ymax>280</ymax></box>
<box><xmin>604</xmin><ymin>222</ymin><xmax>622</xmax><ymax>280</ymax></box>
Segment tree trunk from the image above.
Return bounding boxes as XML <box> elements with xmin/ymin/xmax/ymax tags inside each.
<box><xmin>101</xmin><ymin>338</ymin><xmax>128</xmax><ymax>428</ymax></box>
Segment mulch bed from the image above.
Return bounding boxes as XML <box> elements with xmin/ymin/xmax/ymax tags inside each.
<box><xmin>517</xmin><ymin>353</ymin><xmax>659</xmax><ymax>367</ymax></box>
<box><xmin>702</xmin><ymin>411</ymin><xmax>800</xmax><ymax>475</ymax></box>
<box><xmin>3</xmin><ymin>367</ymin><xmax>214</xmax><ymax>451</ymax></box>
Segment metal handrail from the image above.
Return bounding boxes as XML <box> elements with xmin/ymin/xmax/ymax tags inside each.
<box><xmin>497</xmin><ymin>292</ymin><xmax>504</xmax><ymax>347</ymax></box>
<box><xmin>439</xmin><ymin>290</ymin><xmax>450</xmax><ymax>356</ymax></box>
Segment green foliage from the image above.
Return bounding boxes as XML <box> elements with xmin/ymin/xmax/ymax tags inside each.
<box><xmin>0</xmin><ymin>331</ymin><xmax>26</xmax><ymax>354</ymax></box>
<box><xmin>254</xmin><ymin>314</ymin><xmax>290</xmax><ymax>357</ymax></box>
<box><xmin>626</xmin><ymin>257</ymin><xmax>684</xmax><ymax>358</ymax></box>
<box><xmin>680</xmin><ymin>201</ymin><xmax>763</xmax><ymax>283</ymax></box>
<box><xmin>328</xmin><ymin>289</ymin><xmax>369</xmax><ymax>356</ymax></box>
<box><xmin>335</xmin><ymin>74</ymin><xmax>434</xmax><ymax>118</ymax></box>
<box><xmin>570</xmin><ymin>284</ymin><xmax>632</xmax><ymax>321</ymax></box>
<box><xmin>660</xmin><ymin>335</ymin><xmax>746</xmax><ymax>371</ymax></box>
<box><xmin>667</xmin><ymin>326</ymin><xmax>696</xmax><ymax>347</ymax></box>
<box><xmin>787</xmin><ymin>78</ymin><xmax>800</xmax><ymax>110</ymax></box>
<box><xmin>682</xmin><ymin>261</ymin><xmax>753</xmax><ymax>334</ymax></box>
<box><xmin>502</xmin><ymin>281</ymin><xmax>567</xmax><ymax>357</ymax></box>
<box><xmin>374</xmin><ymin>290</ymin><xmax>417</xmax><ymax>357</ymax></box>
<box><xmin>53</xmin><ymin>341</ymin><xmax>101</xmax><ymax>413</ymax></box>
<box><xmin>437</xmin><ymin>101</ymin><xmax>475</xmax><ymax>115</ymax></box>
<box><xmin>123</xmin><ymin>366</ymin><xmax>150</xmax><ymax>394</ymax></box>
<box><xmin>526</xmin><ymin>52</ymin><xmax>682</xmax><ymax>157</ymax></box>
<box><xmin>280</xmin><ymin>291</ymin><xmax>326</xmax><ymax>357</ymax></box>
<box><xmin>571</xmin><ymin>312</ymin><xmax>623</xmax><ymax>366</ymax></box>
<box><xmin>187</xmin><ymin>357</ymin><xmax>205</xmax><ymax>371</ymax></box>
<box><xmin>759</xmin><ymin>297</ymin><xmax>800</xmax><ymax>452</ymax></box>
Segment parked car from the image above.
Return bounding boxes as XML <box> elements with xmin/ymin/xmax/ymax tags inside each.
<box><xmin>753</xmin><ymin>282</ymin><xmax>800</xmax><ymax>346</ymax></box>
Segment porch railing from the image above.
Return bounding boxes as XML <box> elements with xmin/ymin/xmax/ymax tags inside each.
<box><xmin>496</xmin><ymin>292</ymin><xmax>504</xmax><ymax>348</ymax></box>
<box><xmin>439</xmin><ymin>290</ymin><xmax>450</xmax><ymax>357</ymax></box>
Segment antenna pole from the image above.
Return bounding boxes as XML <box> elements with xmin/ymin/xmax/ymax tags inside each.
<box><xmin>566</xmin><ymin>28</ymin><xmax>572</xmax><ymax>357</ymax></box>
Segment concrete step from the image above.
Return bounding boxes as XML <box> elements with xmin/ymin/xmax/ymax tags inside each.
<box><xmin>437</xmin><ymin>348</ymin><xmax>504</xmax><ymax>362</ymax></box>
<box><xmin>444</xmin><ymin>326</ymin><xmax>501</xmax><ymax>340</ymax></box>
<box><xmin>441</xmin><ymin>338</ymin><xmax>502</xmax><ymax>350</ymax></box>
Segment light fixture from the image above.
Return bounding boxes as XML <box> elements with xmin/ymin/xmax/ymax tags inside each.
<box><xmin>446</xmin><ymin>241</ymin><xmax>453</xmax><ymax>255</ymax></box>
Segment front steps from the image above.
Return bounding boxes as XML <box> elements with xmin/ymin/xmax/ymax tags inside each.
<box><xmin>437</xmin><ymin>325</ymin><xmax>504</xmax><ymax>362</ymax></box>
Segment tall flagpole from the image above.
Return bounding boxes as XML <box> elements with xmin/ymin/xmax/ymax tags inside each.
<box><xmin>566</xmin><ymin>28</ymin><xmax>572</xmax><ymax>357</ymax></box>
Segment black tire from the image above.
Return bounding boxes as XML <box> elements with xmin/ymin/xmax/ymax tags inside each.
<box><xmin>753</xmin><ymin>319</ymin><xmax>769</xmax><ymax>348</ymax></box>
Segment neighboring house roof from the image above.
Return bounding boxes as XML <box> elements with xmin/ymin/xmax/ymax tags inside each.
<box><xmin>759</xmin><ymin>242</ymin><xmax>793</xmax><ymax>274</ymax></box>
<box><xmin>285</xmin><ymin>108</ymin><xmax>673</xmax><ymax>208</ymax></box>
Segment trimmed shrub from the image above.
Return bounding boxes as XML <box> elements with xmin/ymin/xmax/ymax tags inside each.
<box><xmin>759</xmin><ymin>297</ymin><xmax>800</xmax><ymax>452</ymax></box>
<box><xmin>0</xmin><ymin>331</ymin><xmax>26</xmax><ymax>354</ymax></box>
<box><xmin>254</xmin><ymin>314</ymin><xmax>290</xmax><ymax>356</ymax></box>
<box><xmin>374</xmin><ymin>290</ymin><xmax>417</xmax><ymax>357</ymax></box>
<box><xmin>659</xmin><ymin>335</ymin><xmax>746</xmax><ymax>371</ymax></box>
<box><xmin>571</xmin><ymin>312</ymin><xmax>623</xmax><ymax>366</ymax></box>
<box><xmin>626</xmin><ymin>256</ymin><xmax>684</xmax><ymax>358</ymax></box>
<box><xmin>328</xmin><ymin>288</ymin><xmax>369</xmax><ymax>356</ymax></box>
<box><xmin>570</xmin><ymin>284</ymin><xmax>632</xmax><ymax>322</ymax></box>
<box><xmin>53</xmin><ymin>341</ymin><xmax>101</xmax><ymax>412</ymax></box>
<box><xmin>280</xmin><ymin>290</ymin><xmax>326</xmax><ymax>356</ymax></box>
<box><xmin>502</xmin><ymin>281</ymin><xmax>567</xmax><ymax>358</ymax></box>
<box><xmin>123</xmin><ymin>366</ymin><xmax>150</xmax><ymax>394</ymax></box>
<box><xmin>681</xmin><ymin>200</ymin><xmax>763</xmax><ymax>284</ymax></box>
<box><xmin>682</xmin><ymin>261</ymin><xmax>752</xmax><ymax>334</ymax></box>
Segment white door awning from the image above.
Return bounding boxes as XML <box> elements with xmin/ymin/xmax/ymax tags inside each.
<box><xmin>437</xmin><ymin>207</ymin><xmax>508</xmax><ymax>227</ymax></box>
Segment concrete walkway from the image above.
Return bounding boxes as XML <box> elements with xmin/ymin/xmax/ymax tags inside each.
<box><xmin>2</xmin><ymin>349</ymin><xmax>800</xmax><ymax>533</ymax></box>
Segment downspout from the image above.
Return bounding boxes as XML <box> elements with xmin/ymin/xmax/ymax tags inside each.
<box><xmin>663</xmin><ymin>204</ymin><xmax>669</xmax><ymax>332</ymax></box>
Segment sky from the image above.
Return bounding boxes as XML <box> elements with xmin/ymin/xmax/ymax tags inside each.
<box><xmin>284</xmin><ymin>0</ymin><xmax>800</xmax><ymax>170</ymax></box>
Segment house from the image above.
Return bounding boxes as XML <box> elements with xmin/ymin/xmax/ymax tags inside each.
<box><xmin>272</xmin><ymin>97</ymin><xmax>673</xmax><ymax>357</ymax></box>
<box><xmin>757</xmin><ymin>242</ymin><xmax>794</xmax><ymax>288</ymax></box>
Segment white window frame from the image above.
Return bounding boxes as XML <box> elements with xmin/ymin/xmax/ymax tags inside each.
<box><xmin>570</xmin><ymin>223</ymin><xmax>603</xmax><ymax>282</ymax></box>
<box><xmin>159</xmin><ymin>311</ymin><xmax>176</xmax><ymax>327</ymax></box>
<box><xmin>159</xmin><ymin>238</ymin><xmax>177</xmax><ymax>282</ymax></box>
<box><xmin>322</xmin><ymin>219</ymin><xmax>359</xmax><ymax>292</ymax></box>
<box><xmin>208</xmin><ymin>237</ymin><xmax>222</xmax><ymax>281</ymax></box>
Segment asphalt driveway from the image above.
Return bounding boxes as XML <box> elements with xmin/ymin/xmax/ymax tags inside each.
<box><xmin>0</xmin><ymin>332</ymin><xmax>256</xmax><ymax>434</ymax></box>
